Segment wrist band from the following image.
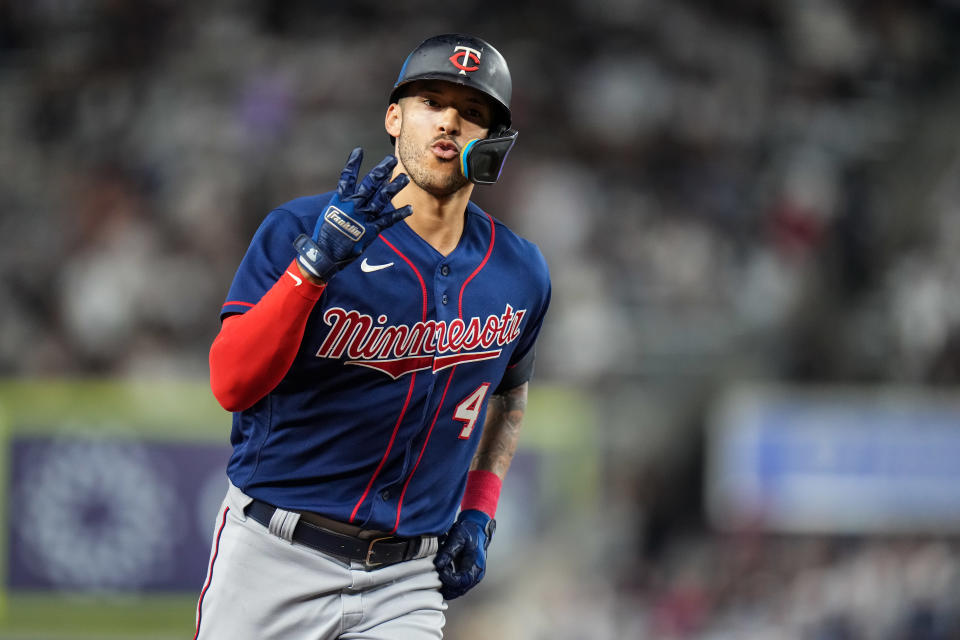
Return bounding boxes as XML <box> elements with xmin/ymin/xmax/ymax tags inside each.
<box><xmin>293</xmin><ymin>233</ymin><xmax>339</xmax><ymax>282</ymax></box>
<box><xmin>460</xmin><ymin>470</ymin><xmax>502</xmax><ymax>519</ymax></box>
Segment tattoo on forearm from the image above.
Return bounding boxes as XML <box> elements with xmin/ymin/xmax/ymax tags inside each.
<box><xmin>471</xmin><ymin>383</ymin><xmax>528</xmax><ymax>478</ymax></box>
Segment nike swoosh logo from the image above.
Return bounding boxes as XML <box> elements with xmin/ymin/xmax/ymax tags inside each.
<box><xmin>360</xmin><ymin>258</ymin><xmax>394</xmax><ymax>273</ymax></box>
<box><xmin>285</xmin><ymin>270</ymin><xmax>302</xmax><ymax>286</ymax></box>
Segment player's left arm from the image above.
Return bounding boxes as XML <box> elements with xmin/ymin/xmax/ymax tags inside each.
<box><xmin>435</xmin><ymin>239</ymin><xmax>550</xmax><ymax>600</ymax></box>
<box><xmin>434</xmin><ymin>382</ymin><xmax>527</xmax><ymax>600</ymax></box>
<box><xmin>470</xmin><ymin>381</ymin><xmax>527</xmax><ymax>480</ymax></box>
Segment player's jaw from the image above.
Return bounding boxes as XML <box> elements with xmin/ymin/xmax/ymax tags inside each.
<box><xmin>396</xmin><ymin>130</ymin><xmax>469</xmax><ymax>198</ymax></box>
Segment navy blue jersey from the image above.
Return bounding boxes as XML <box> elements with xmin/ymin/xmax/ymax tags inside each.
<box><xmin>220</xmin><ymin>192</ymin><xmax>551</xmax><ymax>537</ymax></box>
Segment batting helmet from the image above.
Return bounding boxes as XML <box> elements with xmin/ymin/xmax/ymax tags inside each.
<box><xmin>389</xmin><ymin>34</ymin><xmax>518</xmax><ymax>185</ymax></box>
<box><xmin>390</xmin><ymin>33</ymin><xmax>512</xmax><ymax>131</ymax></box>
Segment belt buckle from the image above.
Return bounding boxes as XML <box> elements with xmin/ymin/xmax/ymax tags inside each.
<box><xmin>364</xmin><ymin>536</ymin><xmax>393</xmax><ymax>568</ymax></box>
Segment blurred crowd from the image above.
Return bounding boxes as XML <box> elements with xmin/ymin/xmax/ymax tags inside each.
<box><xmin>452</xmin><ymin>534</ymin><xmax>960</xmax><ymax>639</ymax></box>
<box><xmin>3</xmin><ymin>0</ymin><xmax>960</xmax><ymax>386</ymax></box>
<box><xmin>2</xmin><ymin>0</ymin><xmax>960</xmax><ymax>637</ymax></box>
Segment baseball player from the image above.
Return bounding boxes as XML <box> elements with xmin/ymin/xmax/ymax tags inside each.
<box><xmin>194</xmin><ymin>34</ymin><xmax>551</xmax><ymax>640</ymax></box>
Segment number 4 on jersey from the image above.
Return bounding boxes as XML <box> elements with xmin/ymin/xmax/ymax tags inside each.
<box><xmin>454</xmin><ymin>383</ymin><xmax>490</xmax><ymax>439</ymax></box>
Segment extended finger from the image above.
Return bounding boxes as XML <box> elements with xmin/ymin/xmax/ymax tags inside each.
<box><xmin>338</xmin><ymin>147</ymin><xmax>364</xmax><ymax>198</ymax></box>
<box><xmin>372</xmin><ymin>204</ymin><xmax>413</xmax><ymax>233</ymax></box>
<box><xmin>366</xmin><ymin>173</ymin><xmax>409</xmax><ymax>216</ymax></box>
<box><xmin>355</xmin><ymin>155</ymin><xmax>399</xmax><ymax>204</ymax></box>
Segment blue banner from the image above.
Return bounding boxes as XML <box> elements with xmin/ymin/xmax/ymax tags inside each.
<box><xmin>9</xmin><ymin>436</ymin><xmax>230</xmax><ymax>591</ymax></box>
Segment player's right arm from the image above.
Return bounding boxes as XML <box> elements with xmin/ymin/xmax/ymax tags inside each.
<box><xmin>209</xmin><ymin>261</ymin><xmax>325</xmax><ymax>412</ymax></box>
<box><xmin>210</xmin><ymin>148</ymin><xmax>411</xmax><ymax>412</ymax></box>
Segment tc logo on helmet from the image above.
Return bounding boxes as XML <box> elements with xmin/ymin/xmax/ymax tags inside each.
<box><xmin>449</xmin><ymin>45</ymin><xmax>482</xmax><ymax>75</ymax></box>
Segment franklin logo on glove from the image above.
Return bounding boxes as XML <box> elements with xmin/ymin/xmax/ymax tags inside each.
<box><xmin>324</xmin><ymin>206</ymin><xmax>365</xmax><ymax>241</ymax></box>
<box><xmin>293</xmin><ymin>148</ymin><xmax>412</xmax><ymax>282</ymax></box>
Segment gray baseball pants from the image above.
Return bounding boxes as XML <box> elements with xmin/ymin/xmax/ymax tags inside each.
<box><xmin>194</xmin><ymin>483</ymin><xmax>446</xmax><ymax>639</ymax></box>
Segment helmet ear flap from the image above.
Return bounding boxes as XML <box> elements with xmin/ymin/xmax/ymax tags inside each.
<box><xmin>460</xmin><ymin>129</ymin><xmax>518</xmax><ymax>185</ymax></box>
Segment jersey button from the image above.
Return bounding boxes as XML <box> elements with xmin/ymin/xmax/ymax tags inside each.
<box><xmin>441</xmin><ymin>294</ymin><xmax>449</xmax><ymax>305</ymax></box>
<box><xmin>440</xmin><ymin>265</ymin><xmax>450</xmax><ymax>276</ymax></box>
<box><xmin>380</xmin><ymin>489</ymin><xmax>390</xmax><ymax>500</ymax></box>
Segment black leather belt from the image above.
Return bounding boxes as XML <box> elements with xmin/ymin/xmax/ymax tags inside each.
<box><xmin>245</xmin><ymin>499</ymin><xmax>424</xmax><ymax>569</ymax></box>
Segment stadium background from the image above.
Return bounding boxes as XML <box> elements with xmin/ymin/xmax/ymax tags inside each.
<box><xmin>2</xmin><ymin>0</ymin><xmax>960</xmax><ymax>637</ymax></box>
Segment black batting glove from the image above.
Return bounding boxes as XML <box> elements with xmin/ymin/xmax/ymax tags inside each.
<box><xmin>434</xmin><ymin>509</ymin><xmax>496</xmax><ymax>600</ymax></box>
<box><xmin>295</xmin><ymin>147</ymin><xmax>412</xmax><ymax>282</ymax></box>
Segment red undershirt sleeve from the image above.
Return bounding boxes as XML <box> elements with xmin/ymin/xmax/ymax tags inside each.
<box><xmin>209</xmin><ymin>260</ymin><xmax>326</xmax><ymax>412</ymax></box>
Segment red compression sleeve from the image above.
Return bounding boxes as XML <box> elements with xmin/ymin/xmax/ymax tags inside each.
<box><xmin>209</xmin><ymin>260</ymin><xmax>325</xmax><ymax>412</ymax></box>
<box><xmin>460</xmin><ymin>470</ymin><xmax>503</xmax><ymax>519</ymax></box>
